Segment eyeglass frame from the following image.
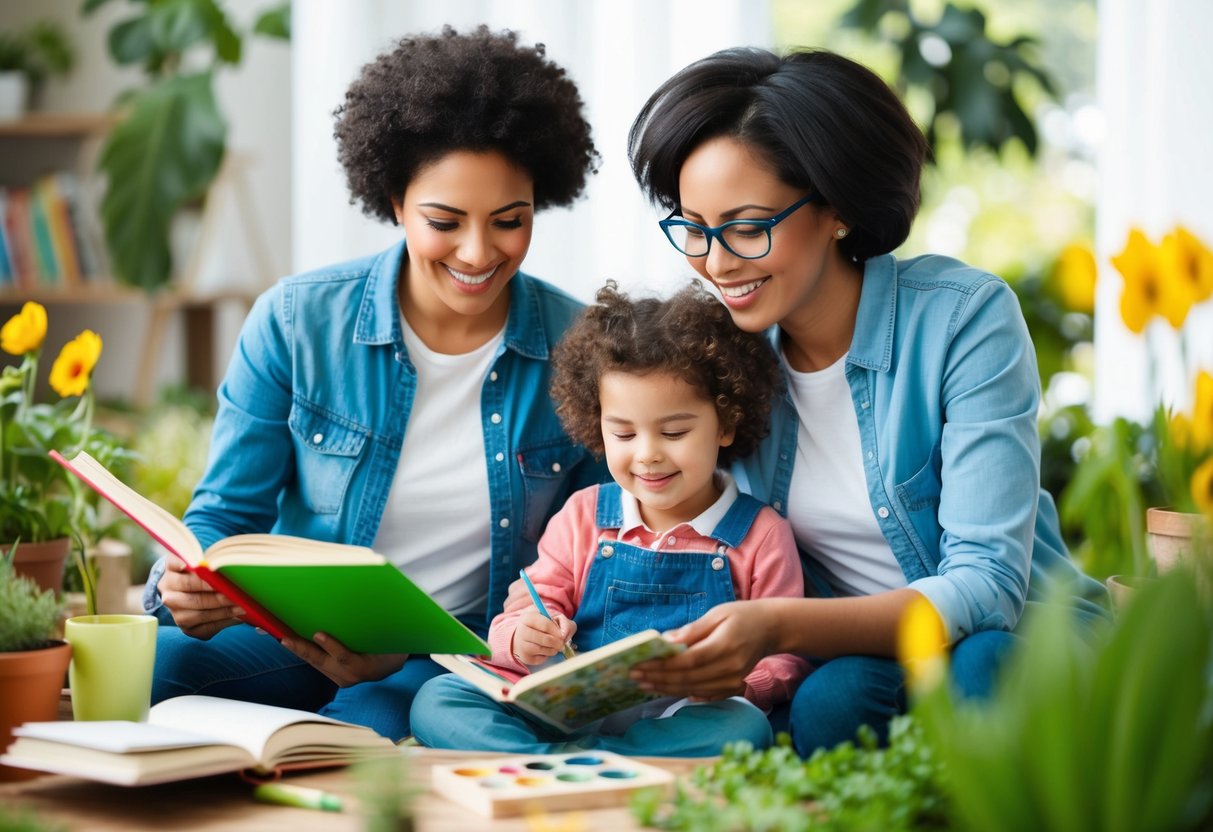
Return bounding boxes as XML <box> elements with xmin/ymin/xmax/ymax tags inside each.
<box><xmin>658</xmin><ymin>193</ymin><xmax>819</xmax><ymax>260</ymax></box>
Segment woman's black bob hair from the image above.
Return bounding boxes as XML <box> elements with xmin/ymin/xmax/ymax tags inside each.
<box><xmin>335</xmin><ymin>25</ymin><xmax>598</xmax><ymax>224</ymax></box>
<box><xmin>628</xmin><ymin>47</ymin><xmax>928</xmax><ymax>261</ymax></box>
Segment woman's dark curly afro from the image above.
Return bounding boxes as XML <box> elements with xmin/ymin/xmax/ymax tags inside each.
<box><xmin>551</xmin><ymin>282</ymin><xmax>782</xmax><ymax>467</ymax></box>
<box><xmin>334</xmin><ymin>25</ymin><xmax>598</xmax><ymax>223</ymax></box>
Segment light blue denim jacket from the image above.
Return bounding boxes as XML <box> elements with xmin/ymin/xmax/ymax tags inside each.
<box><xmin>144</xmin><ymin>240</ymin><xmax>607</xmax><ymax>634</ymax></box>
<box><xmin>733</xmin><ymin>253</ymin><xmax>1109</xmax><ymax>641</ymax></box>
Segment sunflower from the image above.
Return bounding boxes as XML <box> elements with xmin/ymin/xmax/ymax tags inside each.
<box><xmin>49</xmin><ymin>330</ymin><xmax>103</xmax><ymax>398</ymax></box>
<box><xmin>1</xmin><ymin>301</ymin><xmax>48</xmax><ymax>356</ymax></box>
<box><xmin>1161</xmin><ymin>226</ymin><xmax>1213</xmax><ymax>307</ymax></box>
<box><xmin>1112</xmin><ymin>229</ymin><xmax>1192</xmax><ymax>332</ymax></box>
<box><xmin>1053</xmin><ymin>241</ymin><xmax>1097</xmax><ymax>313</ymax></box>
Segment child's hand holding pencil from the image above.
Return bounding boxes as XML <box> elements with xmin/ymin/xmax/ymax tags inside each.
<box><xmin>512</xmin><ymin>569</ymin><xmax>577</xmax><ymax>664</ymax></box>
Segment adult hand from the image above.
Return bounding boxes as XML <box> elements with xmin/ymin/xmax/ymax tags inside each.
<box><xmin>510</xmin><ymin>609</ymin><xmax>577</xmax><ymax>665</ymax></box>
<box><xmin>280</xmin><ymin>632</ymin><xmax>408</xmax><ymax>687</ymax></box>
<box><xmin>632</xmin><ymin>600</ymin><xmax>780</xmax><ymax>700</ymax></box>
<box><xmin>157</xmin><ymin>556</ymin><xmax>246</xmax><ymax>640</ymax></box>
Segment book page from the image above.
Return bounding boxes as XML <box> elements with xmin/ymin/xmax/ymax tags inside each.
<box><xmin>205</xmin><ymin>534</ymin><xmax>385</xmax><ymax>567</ymax></box>
<box><xmin>432</xmin><ymin>653</ymin><xmax>524</xmax><ymax>700</ymax></box>
<box><xmin>55</xmin><ymin>450</ymin><xmax>203</xmax><ymax>566</ymax></box>
<box><xmin>11</xmin><ymin>720</ymin><xmax>232</xmax><ymax>754</ymax></box>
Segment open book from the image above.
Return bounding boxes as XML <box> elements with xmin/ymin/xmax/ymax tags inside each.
<box><xmin>0</xmin><ymin>695</ymin><xmax>399</xmax><ymax>786</ymax></box>
<box><xmin>433</xmin><ymin>629</ymin><xmax>686</xmax><ymax>733</ymax></box>
<box><xmin>51</xmin><ymin>450</ymin><xmax>489</xmax><ymax>656</ymax></box>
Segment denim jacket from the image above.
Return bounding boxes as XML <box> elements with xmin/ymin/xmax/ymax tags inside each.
<box><xmin>734</xmin><ymin>253</ymin><xmax>1109</xmax><ymax>641</ymax></box>
<box><xmin>144</xmin><ymin>240</ymin><xmax>608</xmax><ymax>634</ymax></box>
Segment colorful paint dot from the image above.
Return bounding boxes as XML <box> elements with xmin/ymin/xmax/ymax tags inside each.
<box><xmin>556</xmin><ymin>771</ymin><xmax>594</xmax><ymax>782</ymax></box>
<box><xmin>524</xmin><ymin>761</ymin><xmax>556</xmax><ymax>770</ymax></box>
<box><xmin>599</xmin><ymin>769</ymin><xmax>638</xmax><ymax>779</ymax></box>
<box><xmin>453</xmin><ymin>768</ymin><xmax>494</xmax><ymax>777</ymax></box>
<box><xmin>563</xmin><ymin>755</ymin><xmax>603</xmax><ymax>766</ymax></box>
<box><xmin>514</xmin><ymin>776</ymin><xmax>548</xmax><ymax>787</ymax></box>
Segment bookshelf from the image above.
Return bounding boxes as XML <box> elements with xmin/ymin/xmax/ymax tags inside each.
<box><xmin>0</xmin><ymin>113</ymin><xmax>264</xmax><ymax>405</ymax></box>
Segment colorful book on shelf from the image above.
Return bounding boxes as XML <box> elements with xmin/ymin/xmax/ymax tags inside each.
<box><xmin>2</xmin><ymin>187</ymin><xmax>36</xmax><ymax>289</ymax></box>
<box><xmin>433</xmin><ymin>629</ymin><xmax>686</xmax><ymax>732</ymax></box>
<box><xmin>51</xmin><ymin>449</ymin><xmax>490</xmax><ymax>656</ymax></box>
<box><xmin>0</xmin><ymin>190</ymin><xmax>12</xmax><ymax>284</ymax></box>
<box><xmin>26</xmin><ymin>184</ymin><xmax>60</xmax><ymax>285</ymax></box>
<box><xmin>34</xmin><ymin>174</ymin><xmax>82</xmax><ymax>286</ymax></box>
<box><xmin>0</xmin><ymin>695</ymin><xmax>400</xmax><ymax>786</ymax></box>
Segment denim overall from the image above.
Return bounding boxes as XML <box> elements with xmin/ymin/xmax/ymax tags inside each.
<box><xmin>410</xmin><ymin>482</ymin><xmax>776</xmax><ymax>756</ymax></box>
<box><xmin>571</xmin><ymin>483</ymin><xmax>763</xmax><ymax>649</ymax></box>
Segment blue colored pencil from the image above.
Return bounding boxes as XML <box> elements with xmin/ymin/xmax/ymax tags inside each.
<box><xmin>519</xmin><ymin>568</ymin><xmax>575</xmax><ymax>659</ymax></box>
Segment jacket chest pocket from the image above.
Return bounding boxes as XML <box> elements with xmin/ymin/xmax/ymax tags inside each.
<box><xmin>604</xmin><ymin>580</ymin><xmax>708</xmax><ymax>642</ymax></box>
<box><xmin>518</xmin><ymin>440</ymin><xmax>587</xmax><ymax>542</ymax></box>
<box><xmin>288</xmin><ymin>404</ymin><xmax>368</xmax><ymax>515</ymax></box>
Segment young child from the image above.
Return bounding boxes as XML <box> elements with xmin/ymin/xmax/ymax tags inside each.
<box><xmin>409</xmin><ymin>282</ymin><xmax>809</xmax><ymax>756</ymax></box>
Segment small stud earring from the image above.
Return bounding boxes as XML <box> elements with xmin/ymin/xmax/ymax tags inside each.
<box><xmin>835</xmin><ymin>227</ymin><xmax>849</xmax><ymax>239</ymax></box>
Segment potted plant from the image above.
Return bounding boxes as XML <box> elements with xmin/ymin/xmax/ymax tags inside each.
<box><xmin>82</xmin><ymin>0</ymin><xmax>289</xmax><ymax>290</ymax></box>
<box><xmin>0</xmin><ymin>20</ymin><xmax>74</xmax><ymax>119</ymax></box>
<box><xmin>0</xmin><ymin>548</ymin><xmax>70</xmax><ymax>782</ymax></box>
<box><xmin>1</xmin><ymin>302</ymin><xmax>127</xmax><ymax>595</ymax></box>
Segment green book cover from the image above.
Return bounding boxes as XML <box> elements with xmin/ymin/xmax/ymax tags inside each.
<box><xmin>216</xmin><ymin>562</ymin><xmax>489</xmax><ymax>656</ymax></box>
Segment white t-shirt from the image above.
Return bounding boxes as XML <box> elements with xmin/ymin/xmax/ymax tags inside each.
<box><xmin>371</xmin><ymin>319</ymin><xmax>504</xmax><ymax>617</ymax></box>
<box><xmin>783</xmin><ymin>350</ymin><xmax>906</xmax><ymax>596</ymax></box>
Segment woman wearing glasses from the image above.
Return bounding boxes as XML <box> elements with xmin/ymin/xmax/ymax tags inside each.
<box><xmin>627</xmin><ymin>47</ymin><xmax>1108</xmax><ymax>756</ymax></box>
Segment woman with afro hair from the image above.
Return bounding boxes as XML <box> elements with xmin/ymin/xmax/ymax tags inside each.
<box><xmin>411</xmin><ymin>282</ymin><xmax>809</xmax><ymax>756</ymax></box>
<box><xmin>143</xmin><ymin>26</ymin><xmax>607</xmax><ymax>741</ymax></box>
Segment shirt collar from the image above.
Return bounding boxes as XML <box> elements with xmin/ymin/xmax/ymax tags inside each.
<box><xmin>618</xmin><ymin>472</ymin><xmax>739</xmax><ymax>539</ymax></box>
<box><xmin>354</xmin><ymin>238</ymin><xmax>551</xmax><ymax>359</ymax></box>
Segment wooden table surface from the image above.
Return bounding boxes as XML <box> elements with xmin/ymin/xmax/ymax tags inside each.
<box><xmin>0</xmin><ymin>748</ymin><xmax>703</xmax><ymax>831</ymax></box>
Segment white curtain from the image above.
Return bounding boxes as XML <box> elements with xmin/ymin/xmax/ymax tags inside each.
<box><xmin>1093</xmin><ymin>0</ymin><xmax>1213</xmax><ymax>421</ymax></box>
<box><xmin>291</xmin><ymin>0</ymin><xmax>772</xmax><ymax>302</ymax></box>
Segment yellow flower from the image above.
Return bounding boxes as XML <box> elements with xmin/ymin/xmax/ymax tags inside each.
<box><xmin>1171</xmin><ymin>412</ymin><xmax>1193</xmax><ymax>451</ymax></box>
<box><xmin>1161</xmin><ymin>226</ymin><xmax>1213</xmax><ymax>307</ymax></box>
<box><xmin>1112</xmin><ymin>229</ymin><xmax>1192</xmax><ymax>332</ymax></box>
<box><xmin>1</xmin><ymin>301</ymin><xmax>48</xmax><ymax>356</ymax></box>
<box><xmin>49</xmin><ymin>330</ymin><xmax>103</xmax><ymax>398</ymax></box>
<box><xmin>897</xmin><ymin>593</ymin><xmax>948</xmax><ymax>692</ymax></box>
<box><xmin>1192</xmin><ymin>457</ymin><xmax>1213</xmax><ymax>518</ymax></box>
<box><xmin>1053</xmin><ymin>241</ymin><xmax>1097</xmax><ymax>313</ymax></box>
<box><xmin>1192</xmin><ymin>370</ymin><xmax>1213</xmax><ymax>452</ymax></box>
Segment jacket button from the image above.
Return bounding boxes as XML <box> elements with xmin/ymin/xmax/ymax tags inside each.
<box><xmin>499</xmin><ymin>518</ymin><xmax>510</xmax><ymax>528</ymax></box>
<box><xmin>878</xmin><ymin>507</ymin><xmax>890</xmax><ymax>518</ymax></box>
<box><xmin>601</xmin><ymin>545</ymin><xmax>614</xmax><ymax>558</ymax></box>
<box><xmin>495</xmin><ymin>452</ymin><xmax>505</xmax><ymax>462</ymax></box>
<box><xmin>490</xmin><ymin>371</ymin><xmax>498</xmax><ymax>382</ymax></box>
<box><xmin>711</xmin><ymin>557</ymin><xmax>725</xmax><ymax>571</ymax></box>
<box><xmin>312</xmin><ymin>433</ymin><xmax>324</xmax><ymax>444</ymax></box>
<box><xmin>551</xmin><ymin>462</ymin><xmax>561</xmax><ymax>472</ymax></box>
<box><xmin>490</xmin><ymin>413</ymin><xmax>502</xmax><ymax>424</ymax></box>
<box><xmin>773</xmin><ymin>501</ymin><xmax>782</xmax><ymax>511</ymax></box>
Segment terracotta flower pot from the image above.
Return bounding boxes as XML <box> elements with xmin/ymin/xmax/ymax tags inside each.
<box><xmin>3</xmin><ymin>538</ymin><xmax>72</xmax><ymax>595</ymax></box>
<box><xmin>0</xmin><ymin>640</ymin><xmax>71</xmax><ymax>782</ymax></box>
<box><xmin>1146</xmin><ymin>508</ymin><xmax>1207</xmax><ymax>573</ymax></box>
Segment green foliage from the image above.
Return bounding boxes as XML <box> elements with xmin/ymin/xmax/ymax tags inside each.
<box><xmin>0</xmin><ymin>550</ymin><xmax>65</xmax><ymax>652</ymax></box>
<box><xmin>0</xmin><ymin>804</ymin><xmax>67</xmax><ymax>832</ymax></box>
<box><xmin>919</xmin><ymin>570</ymin><xmax>1213</xmax><ymax>832</ymax></box>
<box><xmin>0</xmin><ymin>21</ymin><xmax>75</xmax><ymax>83</ymax></box>
<box><xmin>82</xmin><ymin>0</ymin><xmax>290</xmax><ymax>291</ymax></box>
<box><xmin>631</xmin><ymin>721</ymin><xmax>950</xmax><ymax>831</ymax></box>
<box><xmin>839</xmin><ymin>0</ymin><xmax>1056</xmax><ymax>158</ymax></box>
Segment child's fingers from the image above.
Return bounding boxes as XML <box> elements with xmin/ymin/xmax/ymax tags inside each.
<box><xmin>553</xmin><ymin>614</ymin><xmax>577</xmax><ymax>642</ymax></box>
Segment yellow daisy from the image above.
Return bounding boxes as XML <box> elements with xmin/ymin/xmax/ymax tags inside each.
<box><xmin>49</xmin><ymin>329</ymin><xmax>103</xmax><ymax>398</ymax></box>
<box><xmin>1052</xmin><ymin>241</ymin><xmax>1097</xmax><ymax>313</ymax></box>
<box><xmin>897</xmin><ymin>593</ymin><xmax>948</xmax><ymax>692</ymax></box>
<box><xmin>1161</xmin><ymin>226</ymin><xmax>1213</xmax><ymax>307</ymax></box>
<box><xmin>1</xmin><ymin>301</ymin><xmax>48</xmax><ymax>356</ymax></box>
<box><xmin>1112</xmin><ymin>229</ymin><xmax>1191</xmax><ymax>332</ymax></box>
<box><xmin>1192</xmin><ymin>457</ymin><xmax>1213</xmax><ymax>518</ymax></box>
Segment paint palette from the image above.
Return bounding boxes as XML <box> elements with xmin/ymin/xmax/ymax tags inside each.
<box><xmin>430</xmin><ymin>751</ymin><xmax>675</xmax><ymax>818</ymax></box>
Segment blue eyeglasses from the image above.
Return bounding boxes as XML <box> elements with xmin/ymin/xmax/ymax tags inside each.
<box><xmin>659</xmin><ymin>193</ymin><xmax>818</xmax><ymax>259</ymax></box>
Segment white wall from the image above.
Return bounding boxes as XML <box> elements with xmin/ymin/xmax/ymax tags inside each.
<box><xmin>1093</xmin><ymin>0</ymin><xmax>1213</xmax><ymax>421</ymax></box>
<box><xmin>292</xmin><ymin>0</ymin><xmax>773</xmax><ymax>302</ymax></box>
<box><xmin>0</xmin><ymin>0</ymin><xmax>291</xmax><ymax>401</ymax></box>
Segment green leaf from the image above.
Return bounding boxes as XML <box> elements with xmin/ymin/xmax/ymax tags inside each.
<box><xmin>197</xmin><ymin>0</ymin><xmax>243</xmax><ymax>64</ymax></box>
<box><xmin>108</xmin><ymin>15</ymin><xmax>156</xmax><ymax>66</ymax></box>
<box><xmin>252</xmin><ymin>3</ymin><xmax>291</xmax><ymax>41</ymax></box>
<box><xmin>81</xmin><ymin>0</ymin><xmax>122</xmax><ymax>15</ymax></box>
<box><xmin>148</xmin><ymin>0</ymin><xmax>213</xmax><ymax>60</ymax></box>
<box><xmin>98</xmin><ymin>71</ymin><xmax>226</xmax><ymax>290</ymax></box>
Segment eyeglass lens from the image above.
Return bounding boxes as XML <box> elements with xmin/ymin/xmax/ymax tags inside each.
<box><xmin>668</xmin><ymin>223</ymin><xmax>771</xmax><ymax>258</ymax></box>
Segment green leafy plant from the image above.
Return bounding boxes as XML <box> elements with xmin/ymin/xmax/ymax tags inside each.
<box><xmin>0</xmin><ymin>20</ymin><xmax>74</xmax><ymax>84</ymax></box>
<box><xmin>838</xmin><ymin>0</ymin><xmax>1057</xmax><ymax>157</ymax></box>
<box><xmin>631</xmin><ymin>720</ymin><xmax>950</xmax><ymax>831</ymax></box>
<box><xmin>917</xmin><ymin>569</ymin><xmax>1213</xmax><ymax>832</ymax></box>
<box><xmin>0</xmin><ymin>549</ymin><xmax>65</xmax><ymax>653</ymax></box>
<box><xmin>82</xmin><ymin>0</ymin><xmax>290</xmax><ymax>291</ymax></box>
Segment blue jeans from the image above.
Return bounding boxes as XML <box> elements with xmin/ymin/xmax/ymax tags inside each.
<box><xmin>152</xmin><ymin>624</ymin><xmax>445</xmax><ymax>742</ymax></box>
<box><xmin>777</xmin><ymin>630</ymin><xmax>1018</xmax><ymax>758</ymax></box>
<box><xmin>410</xmin><ymin>675</ymin><xmax>773</xmax><ymax>757</ymax></box>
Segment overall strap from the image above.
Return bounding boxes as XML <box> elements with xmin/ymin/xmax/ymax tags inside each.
<box><xmin>594</xmin><ymin>482</ymin><xmax>624</xmax><ymax>530</ymax></box>
<box><xmin>710</xmin><ymin>492</ymin><xmax>767</xmax><ymax>550</ymax></box>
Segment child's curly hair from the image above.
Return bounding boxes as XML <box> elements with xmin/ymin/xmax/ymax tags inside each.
<box><xmin>551</xmin><ymin>282</ymin><xmax>782</xmax><ymax>467</ymax></box>
<box><xmin>334</xmin><ymin>25</ymin><xmax>598</xmax><ymax>223</ymax></box>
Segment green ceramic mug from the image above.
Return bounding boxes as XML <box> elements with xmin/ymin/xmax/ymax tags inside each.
<box><xmin>64</xmin><ymin>614</ymin><xmax>157</xmax><ymax>721</ymax></box>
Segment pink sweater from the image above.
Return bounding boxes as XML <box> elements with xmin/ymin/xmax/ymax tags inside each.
<box><xmin>487</xmin><ymin>484</ymin><xmax>811</xmax><ymax>711</ymax></box>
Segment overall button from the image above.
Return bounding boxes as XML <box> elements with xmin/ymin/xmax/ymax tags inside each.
<box><xmin>877</xmin><ymin>507</ymin><xmax>890</xmax><ymax>519</ymax></box>
<box><xmin>311</xmin><ymin>433</ymin><xmax>324</xmax><ymax>445</ymax></box>
<box><xmin>601</xmin><ymin>545</ymin><xmax>615</xmax><ymax>558</ymax></box>
<box><xmin>711</xmin><ymin>557</ymin><xmax>725</xmax><ymax>571</ymax></box>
